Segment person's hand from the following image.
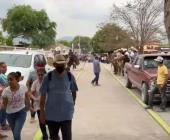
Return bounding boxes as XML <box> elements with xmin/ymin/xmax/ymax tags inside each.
<box><xmin>40</xmin><ymin>110</ymin><xmax>46</xmax><ymax>124</ymax></box>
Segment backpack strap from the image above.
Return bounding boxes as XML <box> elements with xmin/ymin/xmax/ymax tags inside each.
<box><xmin>47</xmin><ymin>71</ymin><xmax>53</xmax><ymax>81</ymax></box>
<box><xmin>48</xmin><ymin>70</ymin><xmax>72</xmax><ymax>82</ymax></box>
<box><xmin>67</xmin><ymin>71</ymin><xmax>72</xmax><ymax>82</ymax></box>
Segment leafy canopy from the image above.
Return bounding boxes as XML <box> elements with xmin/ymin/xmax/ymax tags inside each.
<box><xmin>2</xmin><ymin>5</ymin><xmax>56</xmax><ymax>48</ymax></box>
<box><xmin>91</xmin><ymin>23</ymin><xmax>133</xmax><ymax>53</ymax></box>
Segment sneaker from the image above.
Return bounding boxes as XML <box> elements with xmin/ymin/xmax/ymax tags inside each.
<box><xmin>30</xmin><ymin>117</ymin><xmax>35</xmax><ymax>123</ymax></box>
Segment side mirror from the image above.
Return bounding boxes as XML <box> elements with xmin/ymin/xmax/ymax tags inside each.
<box><xmin>134</xmin><ymin>65</ymin><xmax>140</xmax><ymax>69</ymax></box>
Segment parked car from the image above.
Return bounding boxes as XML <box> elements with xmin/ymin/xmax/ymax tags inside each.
<box><xmin>124</xmin><ymin>54</ymin><xmax>170</xmax><ymax>104</ymax></box>
<box><xmin>0</xmin><ymin>50</ymin><xmax>53</xmax><ymax>85</ymax></box>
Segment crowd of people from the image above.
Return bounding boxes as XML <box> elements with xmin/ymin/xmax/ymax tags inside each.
<box><xmin>0</xmin><ymin>53</ymin><xmax>78</xmax><ymax>140</ymax></box>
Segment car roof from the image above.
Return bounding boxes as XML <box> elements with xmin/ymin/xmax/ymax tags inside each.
<box><xmin>139</xmin><ymin>53</ymin><xmax>170</xmax><ymax>58</ymax></box>
<box><xmin>0</xmin><ymin>50</ymin><xmax>45</xmax><ymax>55</ymax></box>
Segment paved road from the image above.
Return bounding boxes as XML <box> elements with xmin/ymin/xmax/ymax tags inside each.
<box><xmin>73</xmin><ymin>63</ymin><xmax>170</xmax><ymax>140</ymax></box>
<box><xmin>104</xmin><ymin>63</ymin><xmax>170</xmax><ymax>127</ymax></box>
<box><xmin>2</xmin><ymin>62</ymin><xmax>170</xmax><ymax>140</ymax></box>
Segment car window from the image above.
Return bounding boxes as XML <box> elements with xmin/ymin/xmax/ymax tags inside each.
<box><xmin>143</xmin><ymin>56</ymin><xmax>170</xmax><ymax>69</ymax></box>
<box><xmin>0</xmin><ymin>54</ymin><xmax>32</xmax><ymax>68</ymax></box>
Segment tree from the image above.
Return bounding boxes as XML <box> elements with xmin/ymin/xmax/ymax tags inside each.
<box><xmin>111</xmin><ymin>0</ymin><xmax>163</xmax><ymax>53</ymax></box>
<box><xmin>0</xmin><ymin>32</ymin><xmax>4</xmax><ymax>45</ymax></box>
<box><xmin>2</xmin><ymin>5</ymin><xmax>56</xmax><ymax>48</ymax></box>
<box><xmin>72</xmin><ymin>36</ymin><xmax>91</xmax><ymax>53</ymax></box>
<box><xmin>91</xmin><ymin>23</ymin><xmax>133</xmax><ymax>53</ymax></box>
<box><xmin>5</xmin><ymin>36</ymin><xmax>13</xmax><ymax>46</ymax></box>
<box><xmin>164</xmin><ymin>0</ymin><xmax>170</xmax><ymax>42</ymax></box>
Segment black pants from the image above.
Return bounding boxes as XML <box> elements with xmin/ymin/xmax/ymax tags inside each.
<box><xmin>92</xmin><ymin>73</ymin><xmax>99</xmax><ymax>85</ymax></box>
<box><xmin>46</xmin><ymin>120</ymin><xmax>72</xmax><ymax>140</ymax></box>
<box><xmin>36</xmin><ymin>110</ymin><xmax>48</xmax><ymax>140</ymax></box>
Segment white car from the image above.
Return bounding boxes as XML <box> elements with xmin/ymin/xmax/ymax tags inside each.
<box><xmin>0</xmin><ymin>50</ymin><xmax>53</xmax><ymax>85</ymax></box>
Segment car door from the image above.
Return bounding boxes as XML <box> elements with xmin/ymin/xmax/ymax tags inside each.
<box><xmin>131</xmin><ymin>58</ymin><xmax>142</xmax><ymax>88</ymax></box>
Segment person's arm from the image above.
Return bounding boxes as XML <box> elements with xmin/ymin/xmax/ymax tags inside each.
<box><xmin>72</xmin><ymin>91</ymin><xmax>76</xmax><ymax>105</ymax></box>
<box><xmin>40</xmin><ymin>94</ymin><xmax>46</xmax><ymax>124</ymax></box>
<box><xmin>26</xmin><ymin>72</ymin><xmax>33</xmax><ymax>91</ymax></box>
<box><xmin>2</xmin><ymin>97</ymin><xmax>8</xmax><ymax>109</ymax></box>
<box><xmin>2</xmin><ymin>89</ymin><xmax>8</xmax><ymax>109</ymax></box>
<box><xmin>162</xmin><ymin>67</ymin><xmax>168</xmax><ymax>88</ymax></box>
<box><xmin>70</xmin><ymin>74</ymin><xmax>78</xmax><ymax>105</ymax></box>
<box><xmin>30</xmin><ymin>81</ymin><xmax>39</xmax><ymax>101</ymax></box>
<box><xmin>25</xmin><ymin>91</ymin><xmax>31</xmax><ymax>111</ymax></box>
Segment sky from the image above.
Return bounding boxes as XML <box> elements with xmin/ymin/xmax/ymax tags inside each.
<box><xmin>0</xmin><ymin>0</ymin><xmax>126</xmax><ymax>39</ymax></box>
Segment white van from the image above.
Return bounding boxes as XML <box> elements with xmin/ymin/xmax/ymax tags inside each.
<box><xmin>0</xmin><ymin>50</ymin><xmax>53</xmax><ymax>85</ymax></box>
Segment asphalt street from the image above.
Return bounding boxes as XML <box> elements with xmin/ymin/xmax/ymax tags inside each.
<box><xmin>2</xmin><ymin>62</ymin><xmax>170</xmax><ymax>140</ymax></box>
<box><xmin>73</xmin><ymin>63</ymin><xmax>170</xmax><ymax>140</ymax></box>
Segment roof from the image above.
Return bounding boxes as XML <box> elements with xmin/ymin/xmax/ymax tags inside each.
<box><xmin>0</xmin><ymin>50</ymin><xmax>45</xmax><ymax>55</ymax></box>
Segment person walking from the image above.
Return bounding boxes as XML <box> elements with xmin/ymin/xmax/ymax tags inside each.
<box><xmin>145</xmin><ymin>56</ymin><xmax>168</xmax><ymax>111</ymax></box>
<box><xmin>30</xmin><ymin>64</ymin><xmax>48</xmax><ymax>140</ymax></box>
<box><xmin>0</xmin><ymin>62</ymin><xmax>10</xmax><ymax>131</ymax></box>
<box><xmin>2</xmin><ymin>72</ymin><xmax>30</xmax><ymax>140</ymax></box>
<box><xmin>40</xmin><ymin>54</ymin><xmax>78</xmax><ymax>140</ymax></box>
<box><xmin>91</xmin><ymin>56</ymin><xmax>101</xmax><ymax>86</ymax></box>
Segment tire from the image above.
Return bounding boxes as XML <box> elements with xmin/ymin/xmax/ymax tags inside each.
<box><xmin>141</xmin><ymin>83</ymin><xmax>149</xmax><ymax>104</ymax></box>
<box><xmin>126</xmin><ymin>78</ymin><xmax>132</xmax><ymax>88</ymax></box>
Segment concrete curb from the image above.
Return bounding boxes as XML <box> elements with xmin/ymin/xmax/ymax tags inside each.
<box><xmin>33</xmin><ymin>63</ymin><xmax>85</xmax><ymax>140</ymax></box>
<box><xmin>103</xmin><ymin>64</ymin><xmax>170</xmax><ymax>135</ymax></box>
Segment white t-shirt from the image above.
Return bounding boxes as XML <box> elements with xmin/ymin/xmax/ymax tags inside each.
<box><xmin>31</xmin><ymin>79</ymin><xmax>41</xmax><ymax>111</ymax></box>
<box><xmin>2</xmin><ymin>84</ymin><xmax>27</xmax><ymax>114</ymax></box>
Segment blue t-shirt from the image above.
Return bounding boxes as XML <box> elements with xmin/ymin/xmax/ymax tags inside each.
<box><xmin>40</xmin><ymin>71</ymin><xmax>78</xmax><ymax>122</ymax></box>
<box><xmin>93</xmin><ymin>59</ymin><xmax>101</xmax><ymax>73</ymax></box>
<box><xmin>0</xmin><ymin>74</ymin><xmax>8</xmax><ymax>87</ymax></box>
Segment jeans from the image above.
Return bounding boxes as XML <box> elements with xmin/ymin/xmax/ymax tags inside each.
<box><xmin>148</xmin><ymin>84</ymin><xmax>167</xmax><ymax>109</ymax></box>
<box><xmin>92</xmin><ymin>72</ymin><xmax>100</xmax><ymax>85</ymax></box>
<box><xmin>0</xmin><ymin>108</ymin><xmax>7</xmax><ymax>126</ymax></box>
<box><xmin>46</xmin><ymin>120</ymin><xmax>72</xmax><ymax>140</ymax></box>
<box><xmin>7</xmin><ymin>108</ymin><xmax>26</xmax><ymax>140</ymax></box>
<box><xmin>36</xmin><ymin>110</ymin><xmax>48</xmax><ymax>140</ymax></box>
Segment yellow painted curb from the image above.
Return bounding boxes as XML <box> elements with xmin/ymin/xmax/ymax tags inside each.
<box><xmin>33</xmin><ymin>63</ymin><xmax>85</xmax><ymax>140</ymax></box>
<box><xmin>104</xmin><ymin>64</ymin><xmax>170</xmax><ymax>135</ymax></box>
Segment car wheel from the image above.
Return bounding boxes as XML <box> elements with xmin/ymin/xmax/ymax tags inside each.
<box><xmin>126</xmin><ymin>78</ymin><xmax>132</xmax><ymax>88</ymax></box>
<box><xmin>141</xmin><ymin>83</ymin><xmax>148</xmax><ymax>104</ymax></box>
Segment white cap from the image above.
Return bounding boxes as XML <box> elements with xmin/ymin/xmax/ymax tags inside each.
<box><xmin>154</xmin><ymin>56</ymin><xmax>164</xmax><ymax>62</ymax></box>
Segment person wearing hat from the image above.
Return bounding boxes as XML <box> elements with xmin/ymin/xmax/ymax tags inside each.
<box><xmin>39</xmin><ymin>54</ymin><xmax>78</xmax><ymax>140</ymax></box>
<box><xmin>145</xmin><ymin>56</ymin><xmax>168</xmax><ymax>111</ymax></box>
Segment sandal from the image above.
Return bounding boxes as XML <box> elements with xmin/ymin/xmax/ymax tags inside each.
<box><xmin>0</xmin><ymin>133</ymin><xmax>8</xmax><ymax>138</ymax></box>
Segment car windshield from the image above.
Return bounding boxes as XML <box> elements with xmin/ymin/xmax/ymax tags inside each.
<box><xmin>0</xmin><ymin>53</ymin><xmax>32</xmax><ymax>68</ymax></box>
<box><xmin>143</xmin><ymin>56</ymin><xmax>170</xmax><ymax>69</ymax></box>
